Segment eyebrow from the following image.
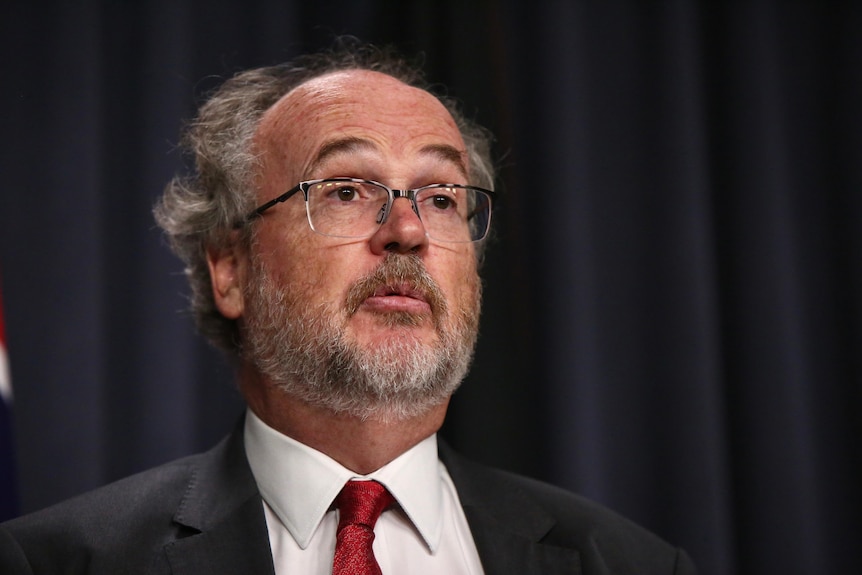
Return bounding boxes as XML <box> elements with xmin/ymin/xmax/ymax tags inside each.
<box><xmin>307</xmin><ymin>137</ymin><xmax>468</xmax><ymax>180</ymax></box>
<box><xmin>308</xmin><ymin>137</ymin><xmax>374</xmax><ymax>174</ymax></box>
<box><xmin>420</xmin><ymin>143</ymin><xmax>468</xmax><ymax>179</ymax></box>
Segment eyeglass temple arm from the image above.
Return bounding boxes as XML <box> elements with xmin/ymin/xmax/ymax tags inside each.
<box><xmin>467</xmin><ymin>193</ymin><xmax>493</xmax><ymax>221</ymax></box>
<box><xmin>243</xmin><ymin>185</ymin><xmax>304</xmax><ymax>223</ymax></box>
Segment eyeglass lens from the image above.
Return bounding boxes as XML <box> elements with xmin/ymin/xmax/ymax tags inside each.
<box><xmin>305</xmin><ymin>180</ymin><xmax>490</xmax><ymax>242</ymax></box>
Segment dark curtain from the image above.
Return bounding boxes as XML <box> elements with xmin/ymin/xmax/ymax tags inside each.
<box><xmin>1</xmin><ymin>2</ymin><xmax>859</xmax><ymax>574</ymax></box>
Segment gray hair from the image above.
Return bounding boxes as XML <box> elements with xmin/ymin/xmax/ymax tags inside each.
<box><xmin>154</xmin><ymin>42</ymin><xmax>496</xmax><ymax>354</ymax></box>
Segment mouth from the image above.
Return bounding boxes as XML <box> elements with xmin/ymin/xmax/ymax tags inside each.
<box><xmin>371</xmin><ymin>283</ymin><xmax>429</xmax><ymax>302</ymax></box>
<box><xmin>344</xmin><ymin>253</ymin><xmax>448</xmax><ymax>322</ymax></box>
<box><xmin>362</xmin><ymin>282</ymin><xmax>432</xmax><ymax>315</ymax></box>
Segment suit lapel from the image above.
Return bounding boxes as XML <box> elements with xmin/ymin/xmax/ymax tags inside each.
<box><xmin>464</xmin><ymin>506</ymin><xmax>581</xmax><ymax>575</ymax></box>
<box><xmin>155</xmin><ymin>424</ymin><xmax>581</xmax><ymax>574</ymax></box>
<box><xmin>163</xmin><ymin>422</ymin><xmax>276</xmax><ymax>575</ymax></box>
<box><xmin>165</xmin><ymin>496</ymin><xmax>274</xmax><ymax>575</ymax></box>
<box><xmin>440</xmin><ymin>443</ymin><xmax>581</xmax><ymax>575</ymax></box>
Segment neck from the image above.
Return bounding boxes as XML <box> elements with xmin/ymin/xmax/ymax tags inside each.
<box><xmin>239</xmin><ymin>367</ymin><xmax>449</xmax><ymax>474</ymax></box>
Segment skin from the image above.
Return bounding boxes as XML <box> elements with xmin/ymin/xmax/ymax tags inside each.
<box><xmin>206</xmin><ymin>70</ymin><xmax>480</xmax><ymax>474</ymax></box>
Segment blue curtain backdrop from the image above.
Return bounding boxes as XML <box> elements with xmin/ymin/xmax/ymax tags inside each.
<box><xmin>1</xmin><ymin>2</ymin><xmax>860</xmax><ymax>574</ymax></box>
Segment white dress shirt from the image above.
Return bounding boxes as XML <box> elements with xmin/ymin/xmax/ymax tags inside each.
<box><xmin>243</xmin><ymin>410</ymin><xmax>485</xmax><ymax>575</ymax></box>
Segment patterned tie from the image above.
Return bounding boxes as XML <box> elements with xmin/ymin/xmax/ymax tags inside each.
<box><xmin>332</xmin><ymin>480</ymin><xmax>395</xmax><ymax>575</ymax></box>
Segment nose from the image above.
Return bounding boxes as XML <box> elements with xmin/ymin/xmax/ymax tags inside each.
<box><xmin>369</xmin><ymin>196</ymin><xmax>429</xmax><ymax>255</ymax></box>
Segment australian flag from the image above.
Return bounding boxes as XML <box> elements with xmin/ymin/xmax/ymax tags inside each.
<box><xmin>0</xmin><ymin>276</ymin><xmax>18</xmax><ymax>521</ymax></box>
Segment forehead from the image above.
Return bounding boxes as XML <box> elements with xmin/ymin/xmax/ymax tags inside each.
<box><xmin>253</xmin><ymin>70</ymin><xmax>466</xmax><ymax>181</ymax></box>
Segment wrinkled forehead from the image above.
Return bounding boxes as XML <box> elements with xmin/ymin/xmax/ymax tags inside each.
<box><xmin>252</xmin><ymin>70</ymin><xmax>467</xmax><ymax>182</ymax></box>
<box><xmin>265</xmin><ymin>69</ymin><xmax>460</xmax><ymax>133</ymax></box>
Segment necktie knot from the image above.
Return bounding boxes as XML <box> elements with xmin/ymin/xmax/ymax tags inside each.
<box><xmin>332</xmin><ymin>480</ymin><xmax>394</xmax><ymax>575</ymax></box>
<box><xmin>336</xmin><ymin>480</ymin><xmax>394</xmax><ymax>529</ymax></box>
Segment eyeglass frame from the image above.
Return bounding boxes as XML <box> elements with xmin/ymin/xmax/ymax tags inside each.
<box><xmin>242</xmin><ymin>177</ymin><xmax>496</xmax><ymax>243</ymax></box>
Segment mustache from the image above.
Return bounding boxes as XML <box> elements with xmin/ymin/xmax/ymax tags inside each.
<box><xmin>345</xmin><ymin>253</ymin><xmax>448</xmax><ymax>318</ymax></box>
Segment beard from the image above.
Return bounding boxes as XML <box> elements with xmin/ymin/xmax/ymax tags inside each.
<box><xmin>239</xmin><ymin>252</ymin><xmax>481</xmax><ymax>422</ymax></box>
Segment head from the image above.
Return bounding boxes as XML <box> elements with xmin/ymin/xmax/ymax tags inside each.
<box><xmin>155</xmin><ymin>43</ymin><xmax>495</xmax><ymax>421</ymax></box>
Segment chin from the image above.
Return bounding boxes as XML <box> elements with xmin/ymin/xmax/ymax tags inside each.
<box><xmin>351</xmin><ymin>309</ymin><xmax>438</xmax><ymax>335</ymax></box>
<box><xmin>355</xmin><ymin>325</ymin><xmax>440</xmax><ymax>352</ymax></box>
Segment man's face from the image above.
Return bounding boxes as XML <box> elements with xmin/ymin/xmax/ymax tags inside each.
<box><xmin>229</xmin><ymin>70</ymin><xmax>482</xmax><ymax>420</ymax></box>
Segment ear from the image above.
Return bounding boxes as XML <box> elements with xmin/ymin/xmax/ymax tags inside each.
<box><xmin>206</xmin><ymin>235</ymin><xmax>247</xmax><ymax>320</ymax></box>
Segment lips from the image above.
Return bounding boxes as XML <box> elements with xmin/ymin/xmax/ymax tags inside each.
<box><xmin>344</xmin><ymin>253</ymin><xmax>448</xmax><ymax>320</ymax></box>
<box><xmin>371</xmin><ymin>283</ymin><xmax>429</xmax><ymax>303</ymax></box>
<box><xmin>362</xmin><ymin>282</ymin><xmax>432</xmax><ymax>315</ymax></box>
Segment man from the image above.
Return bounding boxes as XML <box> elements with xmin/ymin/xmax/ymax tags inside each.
<box><xmin>0</xmin><ymin>44</ymin><xmax>697</xmax><ymax>574</ymax></box>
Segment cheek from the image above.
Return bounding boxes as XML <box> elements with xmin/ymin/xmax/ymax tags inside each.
<box><xmin>434</xmin><ymin>253</ymin><xmax>480</xmax><ymax>307</ymax></box>
<box><xmin>272</xmin><ymin>250</ymin><xmax>329</xmax><ymax>300</ymax></box>
<box><xmin>457</xmin><ymin>267</ymin><xmax>481</xmax><ymax>311</ymax></box>
<box><xmin>252</xmin><ymin>214</ymin><xmax>326</xmax><ymax>293</ymax></box>
<box><xmin>257</xmin><ymin>227</ymin><xmax>367</xmax><ymax>308</ymax></box>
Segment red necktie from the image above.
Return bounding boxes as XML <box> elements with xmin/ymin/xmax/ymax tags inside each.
<box><xmin>332</xmin><ymin>480</ymin><xmax>395</xmax><ymax>575</ymax></box>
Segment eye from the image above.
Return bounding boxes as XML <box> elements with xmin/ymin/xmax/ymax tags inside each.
<box><xmin>431</xmin><ymin>194</ymin><xmax>455</xmax><ymax>210</ymax></box>
<box><xmin>334</xmin><ymin>185</ymin><xmax>360</xmax><ymax>201</ymax></box>
<box><xmin>313</xmin><ymin>181</ymin><xmax>366</xmax><ymax>202</ymax></box>
<box><xmin>419</xmin><ymin>186</ymin><xmax>461</xmax><ymax>212</ymax></box>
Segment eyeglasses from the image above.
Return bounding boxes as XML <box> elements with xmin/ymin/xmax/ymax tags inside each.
<box><xmin>245</xmin><ymin>178</ymin><xmax>495</xmax><ymax>243</ymax></box>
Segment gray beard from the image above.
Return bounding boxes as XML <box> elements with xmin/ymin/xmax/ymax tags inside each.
<box><xmin>240</xmin><ymin>253</ymin><xmax>481</xmax><ymax>422</ymax></box>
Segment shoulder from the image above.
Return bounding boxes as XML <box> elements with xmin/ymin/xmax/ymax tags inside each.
<box><xmin>439</xmin><ymin>443</ymin><xmax>697</xmax><ymax>574</ymax></box>
<box><xmin>0</xmin><ymin>433</ymin><xmax>240</xmax><ymax>574</ymax></box>
<box><xmin>6</xmin><ymin>450</ymin><xmax>199</xmax><ymax>531</ymax></box>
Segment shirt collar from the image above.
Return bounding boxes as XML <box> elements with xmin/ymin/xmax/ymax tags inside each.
<box><xmin>243</xmin><ymin>409</ymin><xmax>444</xmax><ymax>552</ymax></box>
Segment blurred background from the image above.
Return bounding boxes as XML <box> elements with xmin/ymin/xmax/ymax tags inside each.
<box><xmin>1</xmin><ymin>2</ymin><xmax>860</xmax><ymax>574</ymax></box>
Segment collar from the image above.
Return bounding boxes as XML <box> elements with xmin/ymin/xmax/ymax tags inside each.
<box><xmin>243</xmin><ymin>409</ymin><xmax>445</xmax><ymax>552</ymax></box>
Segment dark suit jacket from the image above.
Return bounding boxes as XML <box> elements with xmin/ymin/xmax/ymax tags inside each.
<box><xmin>0</xmin><ymin>425</ymin><xmax>697</xmax><ymax>574</ymax></box>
